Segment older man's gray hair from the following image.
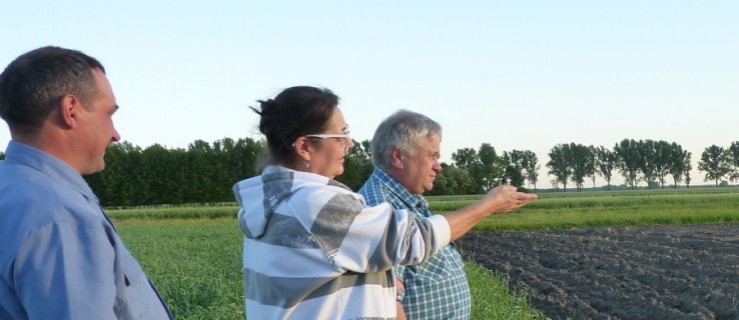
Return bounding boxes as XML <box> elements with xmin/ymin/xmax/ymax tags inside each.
<box><xmin>371</xmin><ymin>110</ymin><xmax>442</xmax><ymax>170</ymax></box>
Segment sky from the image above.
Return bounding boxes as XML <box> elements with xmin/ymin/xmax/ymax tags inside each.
<box><xmin>1</xmin><ymin>1</ymin><xmax>738</xmax><ymax>188</ymax></box>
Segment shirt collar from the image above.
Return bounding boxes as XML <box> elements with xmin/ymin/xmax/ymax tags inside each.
<box><xmin>372</xmin><ymin>168</ymin><xmax>429</xmax><ymax>212</ymax></box>
<box><xmin>5</xmin><ymin>140</ymin><xmax>99</xmax><ymax>203</ymax></box>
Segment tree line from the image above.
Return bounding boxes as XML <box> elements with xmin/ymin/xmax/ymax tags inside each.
<box><xmin>546</xmin><ymin>139</ymin><xmax>739</xmax><ymax>190</ymax></box>
<box><xmin>84</xmin><ymin>138</ymin><xmax>264</xmax><ymax>207</ymax></box>
<box><xmin>1</xmin><ymin>138</ymin><xmax>738</xmax><ymax>206</ymax></box>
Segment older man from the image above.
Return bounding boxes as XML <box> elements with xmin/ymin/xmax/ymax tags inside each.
<box><xmin>0</xmin><ymin>46</ymin><xmax>172</xmax><ymax>319</ymax></box>
<box><xmin>359</xmin><ymin>110</ymin><xmax>530</xmax><ymax>319</ymax></box>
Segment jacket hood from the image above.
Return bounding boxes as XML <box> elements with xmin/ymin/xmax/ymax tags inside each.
<box><xmin>233</xmin><ymin>165</ymin><xmax>349</xmax><ymax>238</ymax></box>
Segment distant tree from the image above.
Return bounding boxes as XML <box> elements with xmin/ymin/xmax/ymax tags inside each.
<box><xmin>186</xmin><ymin>139</ymin><xmax>228</xmax><ymax>202</ymax></box>
<box><xmin>452</xmin><ymin>147</ymin><xmax>479</xmax><ymax>170</ymax></box>
<box><xmin>698</xmin><ymin>145</ymin><xmax>733</xmax><ymax>187</ymax></box>
<box><xmin>221</xmin><ymin>137</ymin><xmax>237</xmax><ymax>179</ymax></box>
<box><xmin>549</xmin><ymin>178</ymin><xmax>561</xmax><ymax>190</ymax></box>
<box><xmin>567</xmin><ymin>143</ymin><xmax>593</xmax><ymax>191</ymax></box>
<box><xmin>336</xmin><ymin>139</ymin><xmax>373</xmax><ymax>191</ymax></box>
<box><xmin>229</xmin><ymin>137</ymin><xmax>264</xmax><ymax>180</ymax></box>
<box><xmin>429</xmin><ymin>165</ymin><xmax>452</xmax><ymax>195</ymax></box>
<box><xmin>477</xmin><ymin>143</ymin><xmax>506</xmax><ymax>190</ymax></box>
<box><xmin>502</xmin><ymin>150</ymin><xmax>527</xmax><ymax>188</ymax></box>
<box><xmin>595</xmin><ymin>146</ymin><xmax>617</xmax><ymax>190</ymax></box>
<box><xmin>729</xmin><ymin>141</ymin><xmax>739</xmax><ymax>182</ymax></box>
<box><xmin>667</xmin><ymin>143</ymin><xmax>689</xmax><ymax>188</ymax></box>
<box><xmin>586</xmin><ymin>145</ymin><xmax>598</xmax><ymax>189</ymax></box>
<box><xmin>684</xmin><ymin>154</ymin><xmax>693</xmax><ymax>189</ymax></box>
<box><xmin>430</xmin><ymin>163</ymin><xmax>475</xmax><ymax>195</ymax></box>
<box><xmin>547</xmin><ymin>144</ymin><xmax>571</xmax><ymax>192</ymax></box>
<box><xmin>338</xmin><ymin>155</ymin><xmax>373</xmax><ymax>191</ymax></box>
<box><xmin>86</xmin><ymin>141</ymin><xmax>143</xmax><ymax>207</ymax></box>
<box><xmin>0</xmin><ymin>151</ymin><xmax>5</xmax><ymax>160</ymax></box>
<box><xmin>614</xmin><ymin>139</ymin><xmax>641</xmax><ymax>189</ymax></box>
<box><xmin>446</xmin><ymin>164</ymin><xmax>477</xmax><ymax>194</ymax></box>
<box><xmin>452</xmin><ymin>147</ymin><xmax>483</xmax><ymax>193</ymax></box>
<box><xmin>348</xmin><ymin>139</ymin><xmax>372</xmax><ymax>159</ymax></box>
<box><xmin>652</xmin><ymin>140</ymin><xmax>673</xmax><ymax>188</ymax></box>
<box><xmin>212</xmin><ymin>140</ymin><xmax>235</xmax><ymax>199</ymax></box>
<box><xmin>168</xmin><ymin>148</ymin><xmax>189</xmax><ymax>203</ymax></box>
<box><xmin>140</xmin><ymin>144</ymin><xmax>182</xmax><ymax>204</ymax></box>
<box><xmin>521</xmin><ymin>150</ymin><xmax>540</xmax><ymax>191</ymax></box>
<box><xmin>637</xmin><ymin>139</ymin><xmax>658</xmax><ymax>189</ymax></box>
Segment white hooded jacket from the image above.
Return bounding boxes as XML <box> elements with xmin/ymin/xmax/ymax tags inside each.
<box><xmin>233</xmin><ymin>165</ymin><xmax>450</xmax><ymax>319</ymax></box>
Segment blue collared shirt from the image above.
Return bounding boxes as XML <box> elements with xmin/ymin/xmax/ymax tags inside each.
<box><xmin>359</xmin><ymin>168</ymin><xmax>471</xmax><ymax>320</ymax></box>
<box><xmin>0</xmin><ymin>141</ymin><xmax>171</xmax><ymax>320</ymax></box>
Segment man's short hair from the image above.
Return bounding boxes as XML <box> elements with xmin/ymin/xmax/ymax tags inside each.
<box><xmin>0</xmin><ymin>46</ymin><xmax>105</xmax><ymax>131</ymax></box>
<box><xmin>371</xmin><ymin>110</ymin><xmax>442</xmax><ymax>169</ymax></box>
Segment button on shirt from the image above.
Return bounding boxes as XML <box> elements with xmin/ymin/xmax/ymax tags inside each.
<box><xmin>0</xmin><ymin>141</ymin><xmax>172</xmax><ymax>320</ymax></box>
<box><xmin>359</xmin><ymin>168</ymin><xmax>472</xmax><ymax>320</ymax></box>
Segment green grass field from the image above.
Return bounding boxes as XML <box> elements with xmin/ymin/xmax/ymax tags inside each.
<box><xmin>430</xmin><ymin>187</ymin><xmax>739</xmax><ymax>230</ymax></box>
<box><xmin>112</xmin><ymin>187</ymin><xmax>739</xmax><ymax>319</ymax></box>
<box><xmin>118</xmin><ymin>219</ymin><xmax>244</xmax><ymax>319</ymax></box>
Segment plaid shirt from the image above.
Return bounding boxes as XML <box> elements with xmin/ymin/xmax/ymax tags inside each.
<box><xmin>359</xmin><ymin>168</ymin><xmax>471</xmax><ymax>320</ymax></box>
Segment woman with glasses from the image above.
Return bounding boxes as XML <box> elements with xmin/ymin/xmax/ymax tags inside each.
<box><xmin>234</xmin><ymin>86</ymin><xmax>535</xmax><ymax>319</ymax></box>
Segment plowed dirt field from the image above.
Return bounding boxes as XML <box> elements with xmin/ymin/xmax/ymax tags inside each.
<box><xmin>458</xmin><ymin>223</ymin><xmax>738</xmax><ymax>320</ymax></box>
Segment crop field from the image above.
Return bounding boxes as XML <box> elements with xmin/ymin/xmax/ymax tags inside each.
<box><xmin>430</xmin><ymin>187</ymin><xmax>739</xmax><ymax>230</ymax></box>
<box><xmin>111</xmin><ymin>187</ymin><xmax>739</xmax><ymax>319</ymax></box>
<box><xmin>117</xmin><ymin>219</ymin><xmax>244</xmax><ymax>319</ymax></box>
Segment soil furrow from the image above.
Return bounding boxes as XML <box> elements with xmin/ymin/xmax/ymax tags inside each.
<box><xmin>459</xmin><ymin>223</ymin><xmax>739</xmax><ymax>320</ymax></box>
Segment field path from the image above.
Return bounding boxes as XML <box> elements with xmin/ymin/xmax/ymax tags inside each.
<box><xmin>458</xmin><ymin>223</ymin><xmax>739</xmax><ymax>320</ymax></box>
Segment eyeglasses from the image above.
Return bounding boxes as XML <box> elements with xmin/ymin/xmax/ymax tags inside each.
<box><xmin>305</xmin><ymin>126</ymin><xmax>351</xmax><ymax>144</ymax></box>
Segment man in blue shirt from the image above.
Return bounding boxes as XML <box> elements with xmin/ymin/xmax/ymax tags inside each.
<box><xmin>0</xmin><ymin>46</ymin><xmax>172</xmax><ymax>319</ymax></box>
<box><xmin>360</xmin><ymin>110</ymin><xmax>533</xmax><ymax>319</ymax></box>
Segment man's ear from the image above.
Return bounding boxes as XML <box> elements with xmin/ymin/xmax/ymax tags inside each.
<box><xmin>58</xmin><ymin>95</ymin><xmax>80</xmax><ymax>129</ymax></box>
<box><xmin>293</xmin><ymin>136</ymin><xmax>312</xmax><ymax>162</ymax></box>
<box><xmin>389</xmin><ymin>147</ymin><xmax>404</xmax><ymax>170</ymax></box>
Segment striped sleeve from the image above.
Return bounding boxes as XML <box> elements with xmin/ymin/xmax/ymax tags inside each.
<box><xmin>291</xmin><ymin>187</ymin><xmax>451</xmax><ymax>273</ymax></box>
